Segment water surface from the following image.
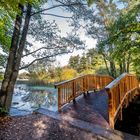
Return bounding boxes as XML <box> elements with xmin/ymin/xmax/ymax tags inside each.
<box><xmin>10</xmin><ymin>84</ymin><xmax>58</xmax><ymax>116</ymax></box>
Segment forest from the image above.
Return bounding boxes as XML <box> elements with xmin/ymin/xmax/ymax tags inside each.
<box><xmin>0</xmin><ymin>0</ymin><xmax>140</xmax><ymax>112</ymax></box>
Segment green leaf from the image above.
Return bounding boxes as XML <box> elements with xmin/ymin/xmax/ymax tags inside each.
<box><xmin>87</xmin><ymin>0</ymin><xmax>95</xmax><ymax>6</ymax></box>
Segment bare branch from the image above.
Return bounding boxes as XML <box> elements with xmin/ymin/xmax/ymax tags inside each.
<box><xmin>31</xmin><ymin>3</ymin><xmax>83</xmax><ymax>16</ymax></box>
<box><xmin>20</xmin><ymin>50</ymin><xmax>74</xmax><ymax>70</ymax></box>
<box><xmin>22</xmin><ymin>45</ymin><xmax>70</xmax><ymax>57</ymax></box>
<box><xmin>22</xmin><ymin>47</ymin><xmax>53</xmax><ymax>57</ymax></box>
<box><xmin>20</xmin><ymin>57</ymin><xmax>54</xmax><ymax>70</ymax></box>
<box><xmin>55</xmin><ymin>0</ymin><xmax>65</xmax><ymax>5</ymax></box>
<box><xmin>40</xmin><ymin>13</ymin><xmax>72</xmax><ymax>18</ymax></box>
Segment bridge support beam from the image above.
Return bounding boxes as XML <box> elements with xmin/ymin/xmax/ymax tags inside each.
<box><xmin>109</xmin><ymin>117</ymin><xmax>115</xmax><ymax>129</ymax></box>
<box><xmin>119</xmin><ymin>107</ymin><xmax>123</xmax><ymax>121</ymax></box>
<box><xmin>73</xmin><ymin>98</ymin><xmax>76</xmax><ymax>103</ymax></box>
<box><xmin>83</xmin><ymin>92</ymin><xmax>86</xmax><ymax>97</ymax></box>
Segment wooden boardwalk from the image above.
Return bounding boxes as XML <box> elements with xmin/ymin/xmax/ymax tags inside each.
<box><xmin>55</xmin><ymin>73</ymin><xmax>139</xmax><ymax>128</ymax></box>
<box><xmin>59</xmin><ymin>90</ymin><xmax>109</xmax><ymax>128</ymax></box>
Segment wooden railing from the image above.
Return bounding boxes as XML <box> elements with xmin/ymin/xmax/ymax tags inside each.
<box><xmin>105</xmin><ymin>73</ymin><xmax>139</xmax><ymax>128</ymax></box>
<box><xmin>55</xmin><ymin>74</ymin><xmax>114</xmax><ymax>110</ymax></box>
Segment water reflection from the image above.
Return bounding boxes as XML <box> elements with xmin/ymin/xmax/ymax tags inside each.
<box><xmin>11</xmin><ymin>84</ymin><xmax>58</xmax><ymax>114</ymax></box>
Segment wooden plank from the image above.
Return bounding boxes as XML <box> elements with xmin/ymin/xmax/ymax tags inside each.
<box><xmin>105</xmin><ymin>73</ymin><xmax>139</xmax><ymax>128</ymax></box>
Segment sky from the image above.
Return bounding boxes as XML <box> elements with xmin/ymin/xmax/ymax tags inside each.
<box><xmin>26</xmin><ymin>0</ymin><xmax>97</xmax><ymax>67</ymax></box>
<box><xmin>44</xmin><ymin>1</ymin><xmax>97</xmax><ymax>66</ymax></box>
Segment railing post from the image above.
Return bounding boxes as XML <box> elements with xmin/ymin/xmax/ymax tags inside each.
<box><xmin>85</xmin><ymin>76</ymin><xmax>87</xmax><ymax>93</ymax></box>
<box><xmin>83</xmin><ymin>77</ymin><xmax>86</xmax><ymax>97</ymax></box>
<box><xmin>58</xmin><ymin>87</ymin><xmax>61</xmax><ymax>111</ymax></box>
<box><xmin>106</xmin><ymin>88</ymin><xmax>114</xmax><ymax>129</ymax></box>
<box><xmin>87</xmin><ymin>75</ymin><xmax>89</xmax><ymax>94</ymax></box>
<box><xmin>73</xmin><ymin>81</ymin><xmax>76</xmax><ymax>103</ymax></box>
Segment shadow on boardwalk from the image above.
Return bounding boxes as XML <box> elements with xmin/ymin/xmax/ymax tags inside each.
<box><xmin>59</xmin><ymin>90</ymin><xmax>109</xmax><ymax>128</ymax></box>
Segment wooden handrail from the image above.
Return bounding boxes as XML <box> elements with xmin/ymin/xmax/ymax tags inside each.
<box><xmin>55</xmin><ymin>74</ymin><xmax>114</xmax><ymax>111</ymax></box>
<box><xmin>105</xmin><ymin>73</ymin><xmax>139</xmax><ymax>128</ymax></box>
<box><xmin>55</xmin><ymin>74</ymin><xmax>113</xmax><ymax>87</ymax></box>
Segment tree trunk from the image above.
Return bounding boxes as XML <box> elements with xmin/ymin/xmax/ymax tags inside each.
<box><xmin>126</xmin><ymin>53</ymin><xmax>131</xmax><ymax>73</ymax></box>
<box><xmin>102</xmin><ymin>54</ymin><xmax>111</xmax><ymax>76</ymax></box>
<box><xmin>119</xmin><ymin>61</ymin><xmax>123</xmax><ymax>75</ymax></box>
<box><xmin>0</xmin><ymin>4</ymin><xmax>32</xmax><ymax>111</ymax></box>
<box><xmin>0</xmin><ymin>5</ymin><xmax>24</xmax><ymax>107</ymax></box>
<box><xmin>123</xmin><ymin>55</ymin><xmax>126</xmax><ymax>73</ymax></box>
<box><xmin>110</xmin><ymin>61</ymin><xmax>117</xmax><ymax>78</ymax></box>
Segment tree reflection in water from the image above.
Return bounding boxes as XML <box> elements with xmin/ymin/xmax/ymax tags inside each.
<box><xmin>12</xmin><ymin>85</ymin><xmax>58</xmax><ymax>113</ymax></box>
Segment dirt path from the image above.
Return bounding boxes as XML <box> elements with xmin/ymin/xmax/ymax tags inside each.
<box><xmin>0</xmin><ymin>114</ymin><xmax>106</xmax><ymax>140</ymax></box>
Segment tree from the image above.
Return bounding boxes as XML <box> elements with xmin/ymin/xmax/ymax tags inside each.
<box><xmin>70</xmin><ymin>0</ymin><xmax>120</xmax><ymax>77</ymax></box>
<box><xmin>79</xmin><ymin>54</ymin><xmax>88</xmax><ymax>73</ymax></box>
<box><xmin>91</xmin><ymin>1</ymin><xmax>120</xmax><ymax>77</ymax></box>
<box><xmin>70</xmin><ymin>0</ymin><xmax>140</xmax><ymax>77</ymax></box>
<box><xmin>99</xmin><ymin>0</ymin><xmax>140</xmax><ymax>75</ymax></box>
<box><xmin>86</xmin><ymin>48</ymin><xmax>104</xmax><ymax>69</ymax></box>
<box><xmin>28</xmin><ymin>62</ymin><xmax>49</xmax><ymax>84</ymax></box>
<box><xmin>68</xmin><ymin>48</ymin><xmax>108</xmax><ymax>75</ymax></box>
<box><xmin>61</xmin><ymin>67</ymin><xmax>77</xmax><ymax>81</ymax></box>
<box><xmin>0</xmin><ymin>3</ymin><xmax>31</xmax><ymax>111</ymax></box>
<box><xmin>69</xmin><ymin>55</ymin><xmax>80</xmax><ymax>72</ymax></box>
<box><xmin>0</xmin><ymin>0</ymin><xmax>91</xmax><ymax>111</ymax></box>
<box><xmin>55</xmin><ymin>66</ymin><xmax>62</xmax><ymax>82</ymax></box>
<box><xmin>0</xmin><ymin>0</ymin><xmax>23</xmax><ymax>48</ymax></box>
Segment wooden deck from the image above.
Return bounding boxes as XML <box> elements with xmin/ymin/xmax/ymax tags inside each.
<box><xmin>59</xmin><ymin>90</ymin><xmax>109</xmax><ymax>128</ymax></box>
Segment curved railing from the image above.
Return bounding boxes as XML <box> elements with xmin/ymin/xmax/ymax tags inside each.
<box><xmin>55</xmin><ymin>74</ymin><xmax>114</xmax><ymax>110</ymax></box>
<box><xmin>105</xmin><ymin>73</ymin><xmax>139</xmax><ymax>128</ymax></box>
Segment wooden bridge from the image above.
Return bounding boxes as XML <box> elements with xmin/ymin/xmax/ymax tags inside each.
<box><xmin>55</xmin><ymin>73</ymin><xmax>139</xmax><ymax>129</ymax></box>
